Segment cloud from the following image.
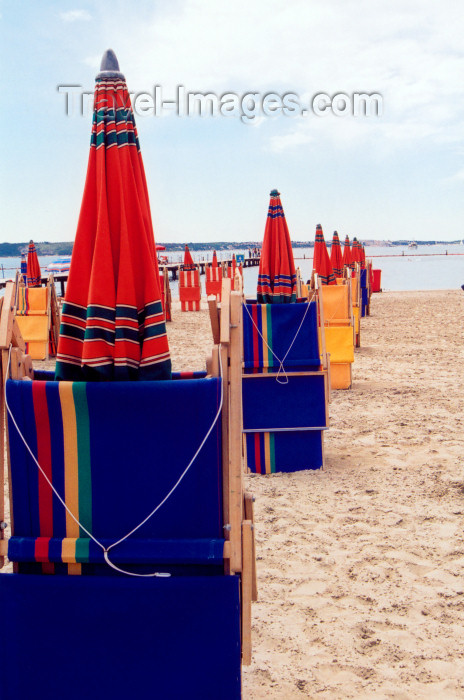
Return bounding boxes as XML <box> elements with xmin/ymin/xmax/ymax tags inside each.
<box><xmin>60</xmin><ymin>9</ymin><xmax>91</xmax><ymax>23</ymax></box>
<box><xmin>446</xmin><ymin>168</ymin><xmax>464</xmax><ymax>182</ymax></box>
<box><xmin>91</xmin><ymin>0</ymin><xmax>463</xmax><ymax>155</ymax></box>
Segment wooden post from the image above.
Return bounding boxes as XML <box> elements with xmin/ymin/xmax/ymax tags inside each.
<box><xmin>244</xmin><ymin>492</ymin><xmax>258</xmax><ymax>602</ymax></box>
<box><xmin>241</xmin><ymin>520</ymin><xmax>253</xmax><ymax>665</ymax></box>
<box><xmin>228</xmin><ymin>290</ymin><xmax>243</xmax><ymax>574</ymax></box>
<box><xmin>207</xmin><ymin>296</ymin><xmax>220</xmax><ymax>345</ymax></box>
<box><xmin>220</xmin><ymin>278</ymin><xmax>231</xmax><ymax>345</ymax></box>
<box><xmin>220</xmin><ymin>340</ymin><xmax>230</xmax><ymax>576</ymax></box>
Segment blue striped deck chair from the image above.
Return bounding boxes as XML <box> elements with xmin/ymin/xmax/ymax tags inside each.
<box><xmin>0</xmin><ymin>282</ymin><xmax>252</xmax><ymax>700</ymax></box>
<box><xmin>242</xmin><ymin>295</ymin><xmax>329</xmax><ymax>474</ymax></box>
<box><xmin>360</xmin><ymin>268</ymin><xmax>369</xmax><ymax>317</ymax></box>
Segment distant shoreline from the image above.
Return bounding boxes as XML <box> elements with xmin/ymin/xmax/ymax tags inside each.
<box><xmin>0</xmin><ymin>240</ymin><xmax>462</xmax><ymax>258</ymax></box>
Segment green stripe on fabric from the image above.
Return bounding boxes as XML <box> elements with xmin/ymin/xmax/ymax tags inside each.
<box><xmin>266</xmin><ymin>305</ymin><xmax>273</xmax><ymax>369</ymax></box>
<box><xmin>72</xmin><ymin>383</ymin><xmax>92</xmax><ymax>536</ymax></box>
<box><xmin>75</xmin><ymin>538</ymin><xmax>90</xmax><ymax>563</ymax></box>
<box><xmin>270</xmin><ymin>433</ymin><xmax>276</xmax><ymax>473</ymax></box>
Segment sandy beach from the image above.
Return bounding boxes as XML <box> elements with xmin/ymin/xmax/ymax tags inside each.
<box><xmin>239</xmin><ymin>290</ymin><xmax>464</xmax><ymax>699</ymax></box>
<box><xmin>169</xmin><ymin>291</ymin><xmax>464</xmax><ymax>698</ymax></box>
<box><xmin>3</xmin><ymin>290</ymin><xmax>464</xmax><ymax>698</ymax></box>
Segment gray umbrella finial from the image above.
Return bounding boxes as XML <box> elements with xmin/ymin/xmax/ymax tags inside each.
<box><xmin>96</xmin><ymin>48</ymin><xmax>125</xmax><ymax>81</ymax></box>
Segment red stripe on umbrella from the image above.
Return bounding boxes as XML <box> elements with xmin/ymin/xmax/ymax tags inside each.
<box><xmin>55</xmin><ymin>50</ymin><xmax>171</xmax><ymax>381</ymax></box>
<box><xmin>330</xmin><ymin>231</ymin><xmax>343</xmax><ymax>278</ymax></box>
<box><xmin>27</xmin><ymin>240</ymin><xmax>41</xmax><ymax>287</ymax></box>
<box><xmin>257</xmin><ymin>189</ymin><xmax>296</xmax><ymax>303</ymax></box>
<box><xmin>313</xmin><ymin>225</ymin><xmax>336</xmax><ymax>285</ymax></box>
<box><xmin>212</xmin><ymin>250</ymin><xmax>218</xmax><ymax>268</ymax></box>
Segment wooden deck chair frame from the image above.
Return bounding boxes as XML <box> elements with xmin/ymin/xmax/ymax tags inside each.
<box><xmin>208</xmin><ymin>278</ymin><xmax>258</xmax><ymax>659</ymax></box>
<box><xmin>163</xmin><ymin>267</ymin><xmax>172</xmax><ymax>321</ymax></box>
<box><xmin>1</xmin><ymin>275</ymin><xmax>256</xmax><ymax>670</ymax></box>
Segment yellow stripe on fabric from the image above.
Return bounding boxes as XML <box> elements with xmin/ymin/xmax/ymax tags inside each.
<box><xmin>260</xmin><ymin>304</ymin><xmax>268</xmax><ymax>367</ymax></box>
<box><xmin>17</xmin><ymin>287</ymin><xmax>27</xmax><ymax>315</ymax></box>
<box><xmin>264</xmin><ymin>432</ymin><xmax>271</xmax><ymax>474</ymax></box>
<box><xmin>59</xmin><ymin>382</ymin><xmax>80</xmax><ymax>538</ymax></box>
<box><xmin>61</xmin><ymin>538</ymin><xmax>77</xmax><ymax>563</ymax></box>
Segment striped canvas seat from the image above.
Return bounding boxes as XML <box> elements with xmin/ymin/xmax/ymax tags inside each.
<box><xmin>243</xmin><ymin>301</ymin><xmax>321</xmax><ymax>374</ymax></box>
<box><xmin>242</xmin><ymin>300</ymin><xmax>328</xmax><ymax>473</ymax></box>
<box><xmin>179</xmin><ymin>269</ymin><xmax>201</xmax><ymax>311</ymax></box>
<box><xmin>3</xmin><ymin>374</ymin><xmax>242</xmax><ymax>698</ymax></box>
<box><xmin>6</xmin><ymin>377</ymin><xmax>224</xmax><ymax>575</ymax></box>
<box><xmin>205</xmin><ymin>264</ymin><xmax>223</xmax><ymax>299</ymax></box>
<box><xmin>360</xmin><ymin>268</ymin><xmax>369</xmax><ymax>317</ymax></box>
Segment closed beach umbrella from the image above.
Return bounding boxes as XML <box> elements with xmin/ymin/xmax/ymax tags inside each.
<box><xmin>360</xmin><ymin>243</ymin><xmax>366</xmax><ymax>269</ymax></box>
<box><xmin>183</xmin><ymin>245</ymin><xmax>196</xmax><ymax>270</ymax></box>
<box><xmin>352</xmin><ymin>237</ymin><xmax>363</xmax><ymax>267</ymax></box>
<box><xmin>342</xmin><ymin>235</ymin><xmax>353</xmax><ymax>271</ymax></box>
<box><xmin>330</xmin><ymin>231</ymin><xmax>343</xmax><ymax>277</ymax></box>
<box><xmin>20</xmin><ymin>253</ymin><xmax>27</xmax><ymax>285</ymax></box>
<box><xmin>212</xmin><ymin>250</ymin><xmax>218</xmax><ymax>267</ymax></box>
<box><xmin>26</xmin><ymin>240</ymin><xmax>41</xmax><ymax>287</ymax></box>
<box><xmin>313</xmin><ymin>224</ymin><xmax>336</xmax><ymax>285</ymax></box>
<box><xmin>55</xmin><ymin>49</ymin><xmax>171</xmax><ymax>382</ymax></box>
<box><xmin>257</xmin><ymin>189</ymin><xmax>296</xmax><ymax>303</ymax></box>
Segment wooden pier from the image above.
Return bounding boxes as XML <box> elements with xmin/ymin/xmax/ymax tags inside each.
<box><xmin>0</xmin><ymin>255</ymin><xmax>261</xmax><ymax>294</ymax></box>
<box><xmin>163</xmin><ymin>255</ymin><xmax>260</xmax><ymax>281</ymax></box>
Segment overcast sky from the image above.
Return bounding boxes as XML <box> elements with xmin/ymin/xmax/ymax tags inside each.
<box><xmin>1</xmin><ymin>0</ymin><xmax>463</xmax><ymax>244</ymax></box>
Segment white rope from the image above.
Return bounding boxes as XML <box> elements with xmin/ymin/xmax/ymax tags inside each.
<box><xmin>4</xmin><ymin>345</ymin><xmax>224</xmax><ymax>577</ymax></box>
<box><xmin>244</xmin><ymin>301</ymin><xmax>311</xmax><ymax>384</ymax></box>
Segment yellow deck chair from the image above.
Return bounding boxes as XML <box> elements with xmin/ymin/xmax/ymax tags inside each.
<box><xmin>15</xmin><ymin>277</ymin><xmax>59</xmax><ymax>360</ymax></box>
<box><xmin>319</xmin><ymin>282</ymin><xmax>355</xmax><ymax>389</ymax></box>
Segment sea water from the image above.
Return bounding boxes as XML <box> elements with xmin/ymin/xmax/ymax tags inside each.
<box><xmin>1</xmin><ymin>244</ymin><xmax>463</xmax><ymax>296</ymax></box>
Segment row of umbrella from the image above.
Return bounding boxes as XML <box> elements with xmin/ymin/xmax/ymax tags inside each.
<box><xmin>257</xmin><ymin>189</ymin><xmax>367</xmax><ymax>303</ymax></box>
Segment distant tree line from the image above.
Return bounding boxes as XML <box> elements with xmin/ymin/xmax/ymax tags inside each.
<box><xmin>0</xmin><ymin>242</ymin><xmax>74</xmax><ymax>257</ymax></box>
<box><xmin>1</xmin><ymin>239</ymin><xmax>460</xmax><ymax>258</ymax></box>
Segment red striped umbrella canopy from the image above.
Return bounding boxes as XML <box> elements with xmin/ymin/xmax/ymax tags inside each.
<box><xmin>26</xmin><ymin>240</ymin><xmax>41</xmax><ymax>287</ymax></box>
<box><xmin>212</xmin><ymin>250</ymin><xmax>218</xmax><ymax>268</ymax></box>
<box><xmin>351</xmin><ymin>237</ymin><xmax>363</xmax><ymax>267</ymax></box>
<box><xmin>342</xmin><ymin>235</ymin><xmax>354</xmax><ymax>270</ymax></box>
<box><xmin>155</xmin><ymin>243</ymin><xmax>166</xmax><ymax>251</ymax></box>
<box><xmin>360</xmin><ymin>242</ymin><xmax>366</xmax><ymax>268</ymax></box>
<box><xmin>183</xmin><ymin>245</ymin><xmax>196</xmax><ymax>270</ymax></box>
<box><xmin>55</xmin><ymin>50</ymin><xmax>171</xmax><ymax>381</ymax></box>
<box><xmin>330</xmin><ymin>231</ymin><xmax>344</xmax><ymax>278</ymax></box>
<box><xmin>313</xmin><ymin>224</ymin><xmax>335</xmax><ymax>285</ymax></box>
<box><xmin>257</xmin><ymin>189</ymin><xmax>296</xmax><ymax>303</ymax></box>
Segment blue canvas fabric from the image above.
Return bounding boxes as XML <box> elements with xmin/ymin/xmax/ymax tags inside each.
<box><xmin>242</xmin><ymin>374</ymin><xmax>327</xmax><ymax>431</ymax></box>
<box><xmin>243</xmin><ymin>300</ymin><xmax>320</xmax><ymax>373</ymax></box>
<box><xmin>6</xmin><ymin>377</ymin><xmax>223</xmax><ymax>570</ymax></box>
<box><xmin>245</xmin><ymin>430</ymin><xmax>324</xmax><ymax>472</ymax></box>
<box><xmin>0</xmin><ymin>573</ymin><xmax>241</xmax><ymax>700</ymax></box>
